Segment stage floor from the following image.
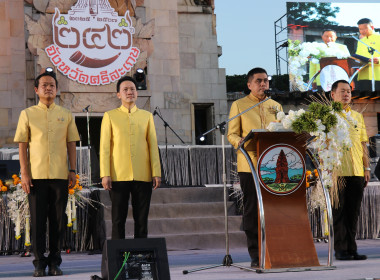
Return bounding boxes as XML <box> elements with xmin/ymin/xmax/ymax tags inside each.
<box><xmin>0</xmin><ymin>239</ymin><xmax>379</xmax><ymax>279</ymax></box>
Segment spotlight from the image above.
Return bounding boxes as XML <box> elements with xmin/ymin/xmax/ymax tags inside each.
<box><xmin>134</xmin><ymin>68</ymin><xmax>147</xmax><ymax>90</ymax></box>
<box><xmin>45</xmin><ymin>67</ymin><xmax>54</xmax><ymax>73</ymax></box>
<box><xmin>199</xmin><ymin>135</ymin><xmax>205</xmax><ymax>142</ymax></box>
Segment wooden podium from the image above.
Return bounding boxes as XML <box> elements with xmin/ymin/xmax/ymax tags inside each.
<box><xmin>239</xmin><ymin>130</ymin><xmax>335</xmax><ymax>273</ymax></box>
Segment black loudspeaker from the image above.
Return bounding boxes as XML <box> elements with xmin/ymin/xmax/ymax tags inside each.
<box><xmin>101</xmin><ymin>238</ymin><xmax>170</xmax><ymax>280</ymax></box>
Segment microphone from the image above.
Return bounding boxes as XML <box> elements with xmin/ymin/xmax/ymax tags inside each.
<box><xmin>82</xmin><ymin>105</ymin><xmax>90</xmax><ymax>112</ymax></box>
<box><xmin>264</xmin><ymin>89</ymin><xmax>275</xmax><ymax>96</ymax></box>
<box><xmin>343</xmin><ymin>33</ymin><xmax>358</xmax><ymax>36</ymax></box>
<box><xmin>153</xmin><ymin>106</ymin><xmax>158</xmax><ymax>116</ymax></box>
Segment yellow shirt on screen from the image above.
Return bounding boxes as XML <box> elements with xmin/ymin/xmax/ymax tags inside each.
<box><xmin>338</xmin><ymin>107</ymin><xmax>368</xmax><ymax>177</ymax></box>
<box><xmin>14</xmin><ymin>102</ymin><xmax>80</xmax><ymax>179</ymax></box>
<box><xmin>99</xmin><ymin>105</ymin><xmax>161</xmax><ymax>182</ymax></box>
<box><xmin>227</xmin><ymin>94</ymin><xmax>283</xmax><ymax>173</ymax></box>
<box><xmin>355</xmin><ymin>33</ymin><xmax>380</xmax><ymax>81</ymax></box>
<box><xmin>309</xmin><ymin>43</ymin><xmax>350</xmax><ymax>86</ymax></box>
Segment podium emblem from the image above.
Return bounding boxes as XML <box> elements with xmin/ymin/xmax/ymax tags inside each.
<box><xmin>257</xmin><ymin>144</ymin><xmax>305</xmax><ymax>195</ymax></box>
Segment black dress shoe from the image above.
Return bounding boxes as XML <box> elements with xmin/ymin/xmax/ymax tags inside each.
<box><xmin>48</xmin><ymin>266</ymin><xmax>63</xmax><ymax>276</ymax></box>
<box><xmin>251</xmin><ymin>257</ymin><xmax>259</xmax><ymax>268</ymax></box>
<box><xmin>351</xmin><ymin>252</ymin><xmax>367</xmax><ymax>260</ymax></box>
<box><xmin>33</xmin><ymin>269</ymin><xmax>46</xmax><ymax>277</ymax></box>
<box><xmin>335</xmin><ymin>251</ymin><xmax>354</xmax><ymax>260</ymax></box>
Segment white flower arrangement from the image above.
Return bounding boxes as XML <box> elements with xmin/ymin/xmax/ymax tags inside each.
<box><xmin>288</xmin><ymin>39</ymin><xmax>350</xmax><ymax>91</ymax></box>
<box><xmin>267</xmin><ymin>101</ymin><xmax>352</xmax><ymax>190</ymax></box>
<box><xmin>5</xmin><ymin>179</ymin><xmax>31</xmax><ymax>245</ymax></box>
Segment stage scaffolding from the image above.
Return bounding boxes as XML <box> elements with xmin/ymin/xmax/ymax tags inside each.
<box><xmin>275</xmin><ymin>13</ymin><xmax>289</xmax><ymax>75</ymax></box>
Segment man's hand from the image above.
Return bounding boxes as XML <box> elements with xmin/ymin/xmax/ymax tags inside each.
<box><xmin>153</xmin><ymin>177</ymin><xmax>161</xmax><ymax>190</ymax></box>
<box><xmin>21</xmin><ymin>172</ymin><xmax>33</xmax><ymax>194</ymax></box>
<box><xmin>102</xmin><ymin>176</ymin><xmax>112</xmax><ymax>190</ymax></box>
<box><xmin>68</xmin><ymin>171</ymin><xmax>76</xmax><ymax>189</ymax></box>
<box><xmin>238</xmin><ymin>137</ymin><xmax>245</xmax><ymax>147</ymax></box>
<box><xmin>373</xmin><ymin>57</ymin><xmax>379</xmax><ymax>64</ymax></box>
<box><xmin>364</xmin><ymin>170</ymin><xmax>371</xmax><ymax>188</ymax></box>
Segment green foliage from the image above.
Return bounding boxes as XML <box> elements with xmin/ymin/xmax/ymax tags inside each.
<box><xmin>262</xmin><ymin>177</ymin><xmax>274</xmax><ymax>184</ymax></box>
<box><xmin>331</xmin><ymin>101</ymin><xmax>343</xmax><ymax>112</ymax></box>
<box><xmin>291</xmin><ymin>102</ymin><xmax>341</xmax><ymax>134</ymax></box>
<box><xmin>322</xmin><ymin>114</ymin><xmax>338</xmax><ymax>132</ymax></box>
<box><xmin>292</xmin><ymin>112</ymin><xmax>318</xmax><ymax>134</ymax></box>
<box><xmin>290</xmin><ymin>174</ymin><xmax>302</xmax><ymax>181</ymax></box>
<box><xmin>287</xmin><ymin>2</ymin><xmax>340</xmax><ymax>26</ymax></box>
<box><xmin>226</xmin><ymin>75</ymin><xmax>248</xmax><ymax>93</ymax></box>
<box><xmin>226</xmin><ymin>74</ymin><xmax>289</xmax><ymax>93</ymax></box>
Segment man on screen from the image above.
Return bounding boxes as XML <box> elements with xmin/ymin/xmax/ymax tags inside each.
<box><xmin>309</xmin><ymin>29</ymin><xmax>350</xmax><ymax>89</ymax></box>
<box><xmin>227</xmin><ymin>67</ymin><xmax>283</xmax><ymax>267</ymax></box>
<box><xmin>355</xmin><ymin>18</ymin><xmax>380</xmax><ymax>90</ymax></box>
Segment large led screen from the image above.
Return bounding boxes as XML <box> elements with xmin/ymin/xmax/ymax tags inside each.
<box><xmin>287</xmin><ymin>2</ymin><xmax>380</xmax><ymax>92</ymax></box>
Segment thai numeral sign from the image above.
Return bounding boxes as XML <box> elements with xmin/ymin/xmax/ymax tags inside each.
<box><xmin>45</xmin><ymin>0</ymin><xmax>140</xmax><ymax>85</ymax></box>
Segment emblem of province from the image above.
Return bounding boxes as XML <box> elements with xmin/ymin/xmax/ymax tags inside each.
<box><xmin>45</xmin><ymin>0</ymin><xmax>140</xmax><ymax>86</ymax></box>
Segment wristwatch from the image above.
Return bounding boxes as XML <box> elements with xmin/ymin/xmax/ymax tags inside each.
<box><xmin>69</xmin><ymin>169</ymin><xmax>76</xmax><ymax>173</ymax></box>
<box><xmin>364</xmin><ymin>167</ymin><xmax>371</xmax><ymax>171</ymax></box>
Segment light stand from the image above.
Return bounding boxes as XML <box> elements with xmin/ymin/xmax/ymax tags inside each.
<box><xmin>350</xmin><ymin>35</ymin><xmax>380</xmax><ymax>91</ymax></box>
<box><xmin>153</xmin><ymin>108</ymin><xmax>185</xmax><ymax>185</ymax></box>
<box><xmin>182</xmin><ymin>97</ymin><xmax>271</xmax><ymax>274</ymax></box>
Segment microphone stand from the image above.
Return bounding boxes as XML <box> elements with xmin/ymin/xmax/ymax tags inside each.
<box><xmin>183</xmin><ymin>96</ymin><xmax>271</xmax><ymax>274</ymax></box>
<box><xmin>153</xmin><ymin>109</ymin><xmax>185</xmax><ymax>186</ymax></box>
<box><xmin>83</xmin><ymin>106</ymin><xmax>92</xmax><ymax>187</ymax></box>
<box><xmin>350</xmin><ymin>35</ymin><xmax>380</xmax><ymax>91</ymax></box>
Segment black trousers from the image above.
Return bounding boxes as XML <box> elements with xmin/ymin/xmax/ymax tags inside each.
<box><xmin>28</xmin><ymin>179</ymin><xmax>68</xmax><ymax>269</ymax></box>
<box><xmin>109</xmin><ymin>181</ymin><xmax>152</xmax><ymax>240</ymax></box>
<box><xmin>332</xmin><ymin>176</ymin><xmax>365</xmax><ymax>254</ymax></box>
<box><xmin>238</xmin><ymin>172</ymin><xmax>259</xmax><ymax>260</ymax></box>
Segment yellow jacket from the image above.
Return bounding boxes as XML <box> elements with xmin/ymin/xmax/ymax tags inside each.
<box><xmin>356</xmin><ymin>33</ymin><xmax>380</xmax><ymax>81</ymax></box>
<box><xmin>99</xmin><ymin>105</ymin><xmax>161</xmax><ymax>182</ymax></box>
<box><xmin>14</xmin><ymin>102</ymin><xmax>80</xmax><ymax>179</ymax></box>
<box><xmin>339</xmin><ymin>107</ymin><xmax>368</xmax><ymax>177</ymax></box>
<box><xmin>227</xmin><ymin>94</ymin><xmax>283</xmax><ymax>172</ymax></box>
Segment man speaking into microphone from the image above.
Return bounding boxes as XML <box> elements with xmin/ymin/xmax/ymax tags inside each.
<box><xmin>227</xmin><ymin>67</ymin><xmax>283</xmax><ymax>268</ymax></box>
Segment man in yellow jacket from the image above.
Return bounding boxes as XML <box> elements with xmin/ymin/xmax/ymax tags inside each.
<box><xmin>14</xmin><ymin>70</ymin><xmax>79</xmax><ymax>277</ymax></box>
<box><xmin>355</xmin><ymin>18</ymin><xmax>380</xmax><ymax>90</ymax></box>
<box><xmin>100</xmin><ymin>76</ymin><xmax>161</xmax><ymax>240</ymax></box>
<box><xmin>330</xmin><ymin>79</ymin><xmax>370</xmax><ymax>261</ymax></box>
<box><xmin>227</xmin><ymin>68</ymin><xmax>283</xmax><ymax>267</ymax></box>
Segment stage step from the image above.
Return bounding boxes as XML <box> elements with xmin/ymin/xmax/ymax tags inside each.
<box><xmin>99</xmin><ymin>187</ymin><xmax>246</xmax><ymax>250</ymax></box>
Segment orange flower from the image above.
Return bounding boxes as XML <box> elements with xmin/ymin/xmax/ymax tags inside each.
<box><xmin>12</xmin><ymin>174</ymin><xmax>17</xmax><ymax>179</ymax></box>
<box><xmin>1</xmin><ymin>186</ymin><xmax>7</xmax><ymax>192</ymax></box>
<box><xmin>306</xmin><ymin>182</ymin><xmax>310</xmax><ymax>188</ymax></box>
<box><xmin>306</xmin><ymin>170</ymin><xmax>312</xmax><ymax>176</ymax></box>
<box><xmin>75</xmin><ymin>174</ymin><xmax>80</xmax><ymax>179</ymax></box>
<box><xmin>68</xmin><ymin>188</ymin><xmax>75</xmax><ymax>195</ymax></box>
<box><xmin>314</xmin><ymin>170</ymin><xmax>319</xmax><ymax>177</ymax></box>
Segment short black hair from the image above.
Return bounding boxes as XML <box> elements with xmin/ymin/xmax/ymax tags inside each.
<box><xmin>247</xmin><ymin>67</ymin><xmax>267</xmax><ymax>82</ymax></box>
<box><xmin>331</xmin><ymin>80</ymin><xmax>350</xmax><ymax>92</ymax></box>
<box><xmin>321</xmin><ymin>29</ymin><xmax>336</xmax><ymax>36</ymax></box>
<box><xmin>357</xmin><ymin>18</ymin><xmax>373</xmax><ymax>25</ymax></box>
<box><xmin>116</xmin><ymin>76</ymin><xmax>137</xmax><ymax>92</ymax></box>
<box><xmin>34</xmin><ymin>71</ymin><xmax>58</xmax><ymax>88</ymax></box>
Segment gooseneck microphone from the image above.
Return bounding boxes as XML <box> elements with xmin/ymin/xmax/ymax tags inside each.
<box><xmin>82</xmin><ymin>105</ymin><xmax>90</xmax><ymax>112</ymax></box>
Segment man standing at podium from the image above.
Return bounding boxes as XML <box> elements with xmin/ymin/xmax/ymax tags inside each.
<box><xmin>355</xmin><ymin>18</ymin><xmax>380</xmax><ymax>90</ymax></box>
<box><xmin>227</xmin><ymin>67</ymin><xmax>283</xmax><ymax>267</ymax></box>
<box><xmin>330</xmin><ymin>79</ymin><xmax>370</xmax><ymax>261</ymax></box>
<box><xmin>100</xmin><ymin>76</ymin><xmax>161</xmax><ymax>240</ymax></box>
<box><xmin>309</xmin><ymin>29</ymin><xmax>350</xmax><ymax>89</ymax></box>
